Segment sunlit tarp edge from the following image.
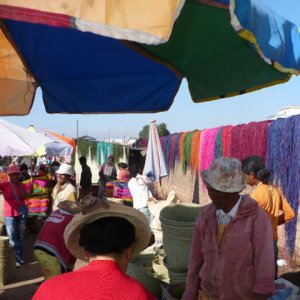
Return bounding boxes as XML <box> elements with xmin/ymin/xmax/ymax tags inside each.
<box><xmin>0</xmin><ymin>1</ymin><xmax>186</xmax><ymax>45</ymax></box>
<box><xmin>230</xmin><ymin>0</ymin><xmax>300</xmax><ymax>75</ymax></box>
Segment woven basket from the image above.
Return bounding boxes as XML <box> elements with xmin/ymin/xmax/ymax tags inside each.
<box><xmin>127</xmin><ymin>263</ymin><xmax>167</xmax><ymax>299</ymax></box>
<box><xmin>132</xmin><ymin>251</ymin><xmax>155</xmax><ymax>268</ymax></box>
<box><xmin>0</xmin><ymin>237</ymin><xmax>15</xmax><ymax>287</ymax></box>
<box><xmin>161</xmin><ymin>282</ymin><xmax>185</xmax><ymax>300</ymax></box>
<box><xmin>159</xmin><ymin>204</ymin><xmax>201</xmax><ymax>271</ymax></box>
<box><xmin>163</xmin><ymin>257</ymin><xmax>187</xmax><ymax>284</ymax></box>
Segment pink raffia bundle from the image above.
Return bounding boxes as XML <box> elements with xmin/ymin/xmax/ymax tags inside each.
<box><xmin>222</xmin><ymin>126</ymin><xmax>233</xmax><ymax>157</ymax></box>
<box><xmin>230</xmin><ymin>121</ymin><xmax>270</xmax><ymax>160</ymax></box>
<box><xmin>200</xmin><ymin>127</ymin><xmax>221</xmax><ymax>173</ymax></box>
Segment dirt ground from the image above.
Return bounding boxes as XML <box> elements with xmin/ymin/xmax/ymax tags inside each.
<box><xmin>0</xmin><ymin>233</ymin><xmax>43</xmax><ymax>300</ymax></box>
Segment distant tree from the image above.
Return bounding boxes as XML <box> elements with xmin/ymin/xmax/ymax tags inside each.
<box><xmin>139</xmin><ymin>125</ymin><xmax>149</xmax><ymax>139</ymax></box>
<box><xmin>157</xmin><ymin>123</ymin><xmax>170</xmax><ymax>137</ymax></box>
<box><xmin>138</xmin><ymin>123</ymin><xmax>170</xmax><ymax>139</ymax></box>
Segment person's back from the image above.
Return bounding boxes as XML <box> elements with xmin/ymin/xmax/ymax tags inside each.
<box><xmin>33</xmin><ymin>200</ymin><xmax>156</xmax><ymax>300</ymax></box>
<box><xmin>79</xmin><ymin>157</ymin><xmax>92</xmax><ymax>191</ymax></box>
<box><xmin>128</xmin><ymin>174</ymin><xmax>152</xmax><ymax>210</ymax></box>
<box><xmin>251</xmin><ymin>183</ymin><xmax>295</xmax><ymax>240</ymax></box>
<box><xmin>33</xmin><ymin>260</ymin><xmax>155</xmax><ymax>300</ymax></box>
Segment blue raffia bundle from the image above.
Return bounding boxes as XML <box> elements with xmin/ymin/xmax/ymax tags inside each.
<box><xmin>268</xmin><ymin>116</ymin><xmax>300</xmax><ymax>255</ymax></box>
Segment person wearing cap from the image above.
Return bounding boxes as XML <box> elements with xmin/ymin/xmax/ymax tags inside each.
<box><xmin>241</xmin><ymin>155</ymin><xmax>295</xmax><ymax>279</ymax></box>
<box><xmin>98</xmin><ymin>154</ymin><xmax>117</xmax><ymax>196</ymax></box>
<box><xmin>33</xmin><ymin>201</ymin><xmax>156</xmax><ymax>300</ymax></box>
<box><xmin>128</xmin><ymin>172</ymin><xmax>155</xmax><ymax>226</ymax></box>
<box><xmin>117</xmin><ymin>162</ymin><xmax>131</xmax><ymax>182</ymax></box>
<box><xmin>34</xmin><ymin>200</ymin><xmax>81</xmax><ymax>282</ymax></box>
<box><xmin>0</xmin><ymin>164</ymin><xmax>29</xmax><ymax>267</ymax></box>
<box><xmin>51</xmin><ymin>164</ymin><xmax>77</xmax><ymax>211</ymax></box>
<box><xmin>183</xmin><ymin>157</ymin><xmax>275</xmax><ymax>300</ymax></box>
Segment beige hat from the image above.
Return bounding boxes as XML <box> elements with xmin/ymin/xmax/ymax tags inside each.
<box><xmin>64</xmin><ymin>201</ymin><xmax>151</xmax><ymax>261</ymax></box>
<box><xmin>57</xmin><ymin>200</ymin><xmax>82</xmax><ymax>214</ymax></box>
<box><xmin>201</xmin><ymin>157</ymin><xmax>246</xmax><ymax>193</ymax></box>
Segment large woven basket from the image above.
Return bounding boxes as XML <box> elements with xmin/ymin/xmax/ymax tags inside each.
<box><xmin>0</xmin><ymin>237</ymin><xmax>15</xmax><ymax>286</ymax></box>
<box><xmin>127</xmin><ymin>263</ymin><xmax>167</xmax><ymax>299</ymax></box>
<box><xmin>159</xmin><ymin>204</ymin><xmax>201</xmax><ymax>271</ymax></box>
<box><xmin>161</xmin><ymin>282</ymin><xmax>185</xmax><ymax>300</ymax></box>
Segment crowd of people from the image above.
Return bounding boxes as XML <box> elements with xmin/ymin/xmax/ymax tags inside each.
<box><xmin>0</xmin><ymin>154</ymin><xmax>296</xmax><ymax>299</ymax></box>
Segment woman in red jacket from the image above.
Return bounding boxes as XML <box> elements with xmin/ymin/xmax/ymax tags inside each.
<box><xmin>33</xmin><ymin>199</ymin><xmax>156</xmax><ymax>300</ymax></box>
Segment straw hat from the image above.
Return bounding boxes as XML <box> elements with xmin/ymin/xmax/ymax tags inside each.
<box><xmin>64</xmin><ymin>201</ymin><xmax>151</xmax><ymax>261</ymax></box>
<box><xmin>201</xmin><ymin>157</ymin><xmax>246</xmax><ymax>193</ymax></box>
<box><xmin>57</xmin><ymin>200</ymin><xmax>82</xmax><ymax>214</ymax></box>
<box><xmin>7</xmin><ymin>165</ymin><xmax>21</xmax><ymax>175</ymax></box>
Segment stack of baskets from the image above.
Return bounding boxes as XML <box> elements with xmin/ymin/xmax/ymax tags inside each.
<box><xmin>159</xmin><ymin>203</ymin><xmax>201</xmax><ymax>284</ymax></box>
<box><xmin>0</xmin><ymin>236</ymin><xmax>15</xmax><ymax>287</ymax></box>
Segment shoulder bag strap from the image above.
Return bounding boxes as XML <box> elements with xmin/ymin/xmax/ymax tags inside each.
<box><xmin>9</xmin><ymin>181</ymin><xmax>21</xmax><ymax>203</ymax></box>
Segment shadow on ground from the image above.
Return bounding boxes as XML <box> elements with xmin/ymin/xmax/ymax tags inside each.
<box><xmin>0</xmin><ymin>233</ymin><xmax>43</xmax><ymax>300</ymax></box>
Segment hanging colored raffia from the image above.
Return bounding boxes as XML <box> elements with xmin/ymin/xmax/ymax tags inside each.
<box><xmin>97</xmin><ymin>142</ymin><xmax>105</xmax><ymax>165</ymax></box>
<box><xmin>200</xmin><ymin>127</ymin><xmax>221</xmax><ymax>172</ymax></box>
<box><xmin>174</xmin><ymin>133</ymin><xmax>182</xmax><ymax>165</ymax></box>
<box><xmin>183</xmin><ymin>132</ymin><xmax>195</xmax><ymax>173</ymax></box>
<box><xmin>113</xmin><ymin>144</ymin><xmax>123</xmax><ymax>163</ymax></box>
<box><xmin>164</xmin><ymin>134</ymin><xmax>174</xmax><ymax>173</ymax></box>
<box><xmin>77</xmin><ymin>138</ymin><xmax>94</xmax><ymax>158</ymax></box>
<box><xmin>169</xmin><ymin>133</ymin><xmax>179</xmax><ymax>170</ymax></box>
<box><xmin>222</xmin><ymin>126</ymin><xmax>233</xmax><ymax>157</ymax></box>
<box><xmin>229</xmin><ymin>124</ymin><xmax>245</xmax><ymax>160</ymax></box>
<box><xmin>97</xmin><ymin>142</ymin><xmax>114</xmax><ymax>165</ymax></box>
<box><xmin>214</xmin><ymin>127</ymin><xmax>224</xmax><ymax>158</ymax></box>
<box><xmin>268</xmin><ymin>116</ymin><xmax>300</xmax><ymax>255</ymax></box>
<box><xmin>160</xmin><ymin>136</ymin><xmax>167</xmax><ymax>154</ymax></box>
<box><xmin>180</xmin><ymin>132</ymin><xmax>189</xmax><ymax>170</ymax></box>
<box><xmin>190</xmin><ymin>131</ymin><xmax>201</xmax><ymax>171</ymax></box>
<box><xmin>136</xmin><ymin>139</ymin><xmax>148</xmax><ymax>148</ymax></box>
<box><xmin>230</xmin><ymin>121</ymin><xmax>270</xmax><ymax>161</ymax></box>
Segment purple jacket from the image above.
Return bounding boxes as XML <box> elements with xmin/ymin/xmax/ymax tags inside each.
<box><xmin>183</xmin><ymin>195</ymin><xmax>275</xmax><ymax>300</ymax></box>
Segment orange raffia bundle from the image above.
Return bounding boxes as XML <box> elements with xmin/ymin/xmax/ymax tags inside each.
<box><xmin>190</xmin><ymin>131</ymin><xmax>201</xmax><ymax>171</ymax></box>
<box><xmin>179</xmin><ymin>132</ymin><xmax>189</xmax><ymax>169</ymax></box>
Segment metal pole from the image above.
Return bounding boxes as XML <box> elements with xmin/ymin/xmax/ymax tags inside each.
<box><xmin>76</xmin><ymin>120</ymin><xmax>79</xmax><ymax>139</ymax></box>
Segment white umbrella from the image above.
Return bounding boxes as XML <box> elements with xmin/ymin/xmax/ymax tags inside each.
<box><xmin>0</xmin><ymin>119</ymin><xmax>54</xmax><ymax>156</ymax></box>
<box><xmin>27</xmin><ymin>125</ymin><xmax>73</xmax><ymax>157</ymax></box>
<box><xmin>143</xmin><ymin>120</ymin><xmax>168</xmax><ymax>181</ymax></box>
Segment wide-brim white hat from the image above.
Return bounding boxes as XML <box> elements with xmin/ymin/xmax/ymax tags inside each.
<box><xmin>64</xmin><ymin>201</ymin><xmax>151</xmax><ymax>261</ymax></box>
<box><xmin>56</xmin><ymin>163</ymin><xmax>73</xmax><ymax>176</ymax></box>
<box><xmin>201</xmin><ymin>157</ymin><xmax>246</xmax><ymax>193</ymax></box>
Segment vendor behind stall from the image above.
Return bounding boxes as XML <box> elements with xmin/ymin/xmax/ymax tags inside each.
<box><xmin>98</xmin><ymin>155</ymin><xmax>117</xmax><ymax>197</ymax></box>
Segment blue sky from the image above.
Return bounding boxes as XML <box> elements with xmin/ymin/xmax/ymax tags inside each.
<box><xmin>3</xmin><ymin>0</ymin><xmax>300</xmax><ymax>140</ymax></box>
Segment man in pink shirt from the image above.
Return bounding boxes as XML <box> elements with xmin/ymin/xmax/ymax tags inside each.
<box><xmin>0</xmin><ymin>165</ymin><xmax>29</xmax><ymax>267</ymax></box>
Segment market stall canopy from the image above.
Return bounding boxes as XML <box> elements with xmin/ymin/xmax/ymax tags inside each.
<box><xmin>27</xmin><ymin>125</ymin><xmax>73</xmax><ymax>157</ymax></box>
<box><xmin>0</xmin><ymin>119</ymin><xmax>54</xmax><ymax>156</ymax></box>
<box><xmin>44</xmin><ymin>130</ymin><xmax>76</xmax><ymax>150</ymax></box>
<box><xmin>0</xmin><ymin>0</ymin><xmax>299</xmax><ymax>115</ymax></box>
